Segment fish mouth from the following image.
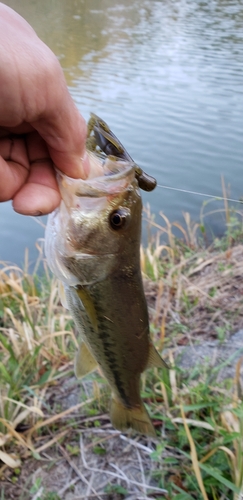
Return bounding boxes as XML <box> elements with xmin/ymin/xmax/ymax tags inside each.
<box><xmin>57</xmin><ymin>156</ymin><xmax>136</xmax><ymax>200</ymax></box>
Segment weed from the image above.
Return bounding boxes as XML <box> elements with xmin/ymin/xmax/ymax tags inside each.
<box><xmin>104</xmin><ymin>483</ymin><xmax>128</xmax><ymax>496</ymax></box>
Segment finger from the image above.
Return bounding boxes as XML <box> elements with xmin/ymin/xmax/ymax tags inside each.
<box><xmin>0</xmin><ymin>159</ymin><xmax>29</xmax><ymax>201</ymax></box>
<box><xmin>13</xmin><ymin>160</ymin><xmax>61</xmax><ymax>215</ymax></box>
<box><xmin>0</xmin><ymin>137</ymin><xmax>29</xmax><ymax>201</ymax></box>
<box><xmin>0</xmin><ymin>136</ymin><xmax>29</xmax><ymax>166</ymax></box>
<box><xmin>0</xmin><ymin>123</ymin><xmax>34</xmax><ymax>136</ymax></box>
<box><xmin>33</xmin><ymin>105</ymin><xmax>90</xmax><ymax>179</ymax></box>
<box><xmin>26</xmin><ymin>130</ymin><xmax>50</xmax><ymax>161</ymax></box>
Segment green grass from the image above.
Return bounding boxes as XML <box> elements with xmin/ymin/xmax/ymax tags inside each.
<box><xmin>142</xmin><ymin>359</ymin><xmax>243</xmax><ymax>499</ymax></box>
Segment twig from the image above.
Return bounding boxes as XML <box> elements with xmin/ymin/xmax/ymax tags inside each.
<box><xmin>109</xmin><ymin>462</ymin><xmax>131</xmax><ymax>483</ymax></box>
<box><xmin>85</xmin><ymin>470</ymin><xmax>95</xmax><ymax>499</ymax></box>
<box><xmin>58</xmin><ymin>476</ymin><xmax>80</xmax><ymax>496</ymax></box>
<box><xmin>119</xmin><ymin>433</ymin><xmax>154</xmax><ymax>454</ymax></box>
<box><xmin>31</xmin><ymin>487</ymin><xmax>44</xmax><ymax>500</ymax></box>
<box><xmin>63</xmin><ymin>493</ymin><xmax>108</xmax><ymax>499</ymax></box>
<box><xmin>136</xmin><ymin>447</ymin><xmax>147</xmax><ymax>497</ymax></box>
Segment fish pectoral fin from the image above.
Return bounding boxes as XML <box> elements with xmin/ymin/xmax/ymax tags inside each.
<box><xmin>76</xmin><ymin>286</ymin><xmax>98</xmax><ymax>333</ymax></box>
<box><xmin>58</xmin><ymin>281</ymin><xmax>69</xmax><ymax>309</ymax></box>
<box><xmin>75</xmin><ymin>341</ymin><xmax>98</xmax><ymax>379</ymax></box>
<box><xmin>146</xmin><ymin>343</ymin><xmax>169</xmax><ymax>370</ymax></box>
<box><xmin>110</xmin><ymin>397</ymin><xmax>156</xmax><ymax>437</ymax></box>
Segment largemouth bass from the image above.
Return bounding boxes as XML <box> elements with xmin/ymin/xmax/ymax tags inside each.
<box><xmin>45</xmin><ymin>132</ymin><xmax>167</xmax><ymax>437</ymax></box>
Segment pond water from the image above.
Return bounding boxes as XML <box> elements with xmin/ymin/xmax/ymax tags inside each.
<box><xmin>1</xmin><ymin>0</ymin><xmax>243</xmax><ymax>266</ymax></box>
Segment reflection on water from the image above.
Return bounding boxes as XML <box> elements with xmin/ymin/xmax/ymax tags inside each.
<box><xmin>1</xmin><ymin>0</ymin><xmax>243</xmax><ymax>264</ymax></box>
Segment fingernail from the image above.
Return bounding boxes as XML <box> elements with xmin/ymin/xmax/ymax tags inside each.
<box><xmin>13</xmin><ymin>208</ymin><xmax>43</xmax><ymax>216</ymax></box>
<box><xmin>32</xmin><ymin>211</ymin><xmax>43</xmax><ymax>216</ymax></box>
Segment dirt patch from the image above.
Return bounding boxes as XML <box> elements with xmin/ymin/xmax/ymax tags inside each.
<box><xmin>145</xmin><ymin>244</ymin><xmax>243</xmax><ymax>345</ymax></box>
<box><xmin>2</xmin><ymin>426</ymin><xmax>167</xmax><ymax>499</ymax></box>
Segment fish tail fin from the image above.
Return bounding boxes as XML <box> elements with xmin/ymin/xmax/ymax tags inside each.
<box><xmin>110</xmin><ymin>396</ymin><xmax>156</xmax><ymax>437</ymax></box>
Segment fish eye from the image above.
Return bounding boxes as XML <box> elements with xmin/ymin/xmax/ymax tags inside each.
<box><xmin>109</xmin><ymin>208</ymin><xmax>130</xmax><ymax>230</ymax></box>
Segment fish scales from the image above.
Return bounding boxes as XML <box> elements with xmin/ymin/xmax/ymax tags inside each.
<box><xmin>64</xmin><ymin>200</ymin><xmax>150</xmax><ymax>409</ymax></box>
<box><xmin>45</xmin><ymin>119</ymin><xmax>167</xmax><ymax>436</ymax></box>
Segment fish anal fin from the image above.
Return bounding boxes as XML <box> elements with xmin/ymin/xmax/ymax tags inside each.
<box><xmin>58</xmin><ymin>281</ymin><xmax>68</xmax><ymax>309</ymax></box>
<box><xmin>110</xmin><ymin>397</ymin><xmax>156</xmax><ymax>437</ymax></box>
<box><xmin>75</xmin><ymin>341</ymin><xmax>98</xmax><ymax>379</ymax></box>
<box><xmin>76</xmin><ymin>287</ymin><xmax>98</xmax><ymax>333</ymax></box>
<box><xmin>146</xmin><ymin>342</ymin><xmax>169</xmax><ymax>370</ymax></box>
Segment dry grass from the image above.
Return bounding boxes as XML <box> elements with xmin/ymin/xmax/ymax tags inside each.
<box><xmin>142</xmin><ymin>203</ymin><xmax>243</xmax><ymax>349</ymax></box>
<box><xmin>144</xmin><ymin>243</ymin><xmax>243</xmax><ymax>346</ymax></box>
<box><xmin>0</xmin><ymin>243</ymin><xmax>80</xmax><ymax>467</ymax></box>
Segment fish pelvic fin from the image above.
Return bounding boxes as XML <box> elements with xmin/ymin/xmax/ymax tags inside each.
<box><xmin>146</xmin><ymin>342</ymin><xmax>169</xmax><ymax>370</ymax></box>
<box><xmin>75</xmin><ymin>341</ymin><xmax>98</xmax><ymax>378</ymax></box>
<box><xmin>110</xmin><ymin>397</ymin><xmax>156</xmax><ymax>437</ymax></box>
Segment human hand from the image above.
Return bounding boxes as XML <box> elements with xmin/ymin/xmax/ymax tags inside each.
<box><xmin>0</xmin><ymin>3</ymin><xmax>89</xmax><ymax>216</ymax></box>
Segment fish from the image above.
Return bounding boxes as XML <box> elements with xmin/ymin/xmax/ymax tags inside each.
<box><xmin>45</xmin><ymin>125</ymin><xmax>167</xmax><ymax>437</ymax></box>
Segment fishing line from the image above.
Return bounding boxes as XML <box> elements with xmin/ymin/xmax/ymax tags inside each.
<box><xmin>156</xmin><ymin>184</ymin><xmax>243</xmax><ymax>205</ymax></box>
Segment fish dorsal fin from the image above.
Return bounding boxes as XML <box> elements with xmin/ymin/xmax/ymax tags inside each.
<box><xmin>75</xmin><ymin>341</ymin><xmax>98</xmax><ymax>379</ymax></box>
<box><xmin>58</xmin><ymin>281</ymin><xmax>68</xmax><ymax>309</ymax></box>
<box><xmin>146</xmin><ymin>343</ymin><xmax>169</xmax><ymax>370</ymax></box>
<box><xmin>110</xmin><ymin>396</ymin><xmax>156</xmax><ymax>437</ymax></box>
<box><xmin>76</xmin><ymin>286</ymin><xmax>98</xmax><ymax>333</ymax></box>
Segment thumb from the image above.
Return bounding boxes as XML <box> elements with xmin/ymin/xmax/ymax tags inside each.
<box><xmin>31</xmin><ymin>77</ymin><xmax>90</xmax><ymax>179</ymax></box>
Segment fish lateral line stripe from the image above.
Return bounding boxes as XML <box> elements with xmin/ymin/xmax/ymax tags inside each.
<box><xmin>110</xmin><ymin>367</ymin><xmax>128</xmax><ymax>404</ymax></box>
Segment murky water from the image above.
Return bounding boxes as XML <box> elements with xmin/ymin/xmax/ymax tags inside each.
<box><xmin>1</xmin><ymin>0</ymin><xmax>243</xmax><ymax>265</ymax></box>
